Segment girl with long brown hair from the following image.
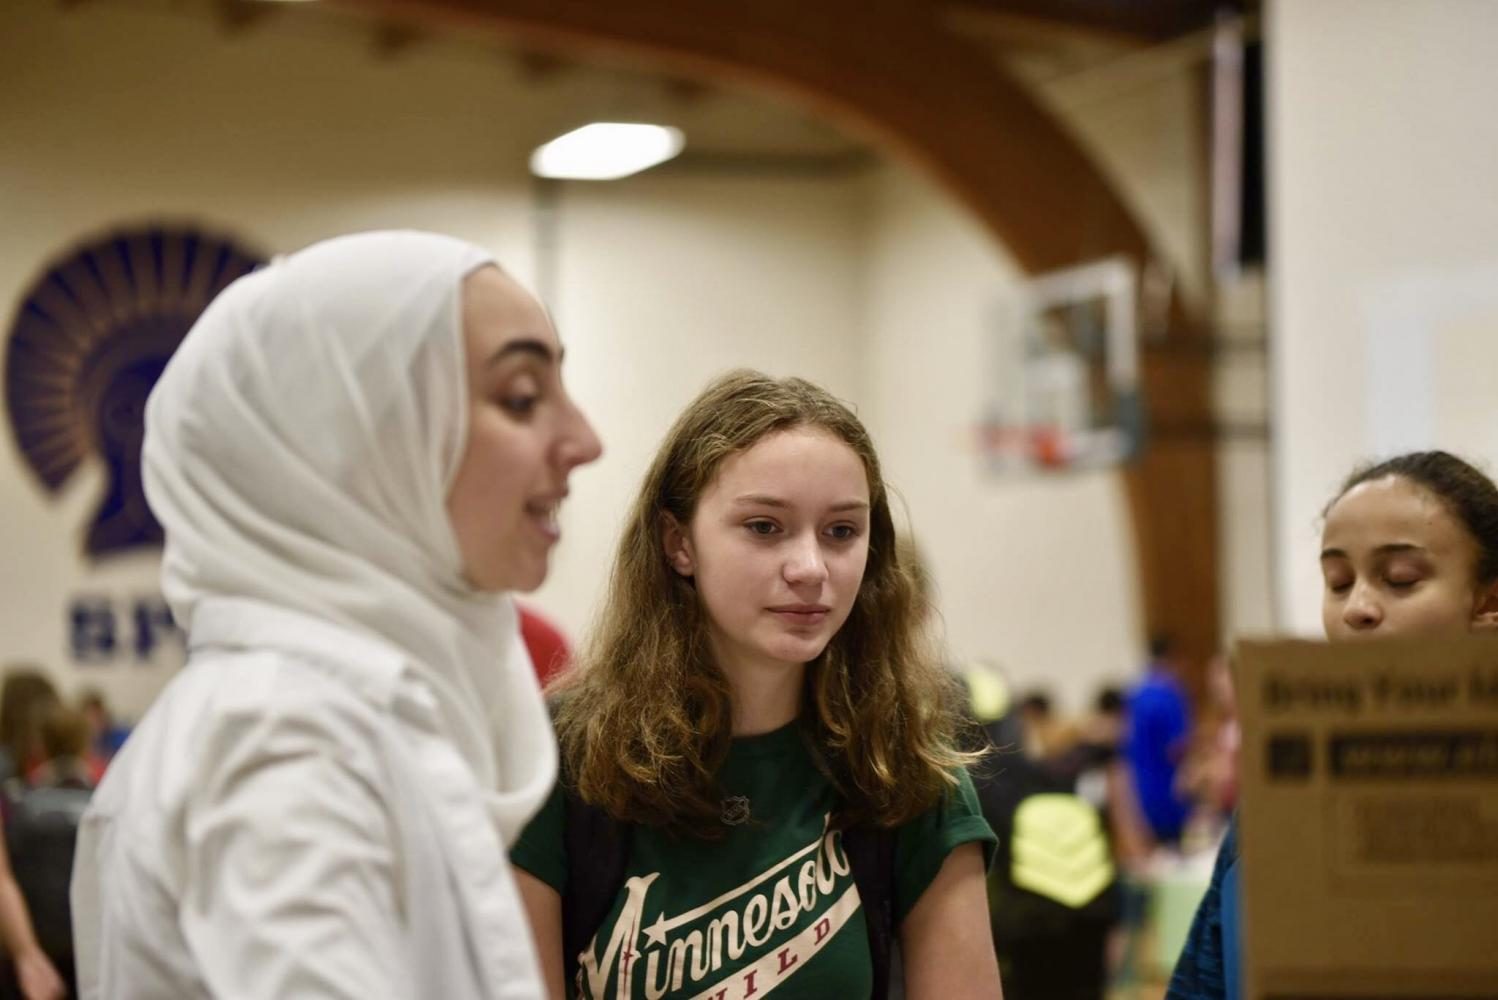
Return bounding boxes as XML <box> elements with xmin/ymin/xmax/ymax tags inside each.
<box><xmin>513</xmin><ymin>370</ymin><xmax>1003</xmax><ymax>999</ymax></box>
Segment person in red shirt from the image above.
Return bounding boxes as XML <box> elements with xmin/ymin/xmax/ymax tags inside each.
<box><xmin>518</xmin><ymin>605</ymin><xmax>573</xmax><ymax>688</ymax></box>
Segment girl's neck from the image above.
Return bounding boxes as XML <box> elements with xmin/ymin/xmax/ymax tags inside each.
<box><xmin>715</xmin><ymin>649</ymin><xmax>806</xmax><ymax>736</ymax></box>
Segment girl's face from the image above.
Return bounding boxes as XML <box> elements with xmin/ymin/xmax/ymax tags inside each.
<box><xmin>446</xmin><ymin>267</ymin><xmax>602</xmax><ymax>592</ymax></box>
<box><xmin>664</xmin><ymin>426</ymin><xmax>871</xmax><ymax>681</ymax></box>
<box><xmin>1320</xmin><ymin>474</ymin><xmax>1498</xmax><ymax>641</ymax></box>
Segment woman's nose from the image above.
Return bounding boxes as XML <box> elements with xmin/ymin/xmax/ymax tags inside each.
<box><xmin>559</xmin><ymin>399</ymin><xmax>603</xmax><ymax>470</ymax></box>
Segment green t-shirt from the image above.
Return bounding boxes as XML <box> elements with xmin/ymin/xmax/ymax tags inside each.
<box><xmin>511</xmin><ymin>721</ymin><xmax>995</xmax><ymax>1000</ymax></box>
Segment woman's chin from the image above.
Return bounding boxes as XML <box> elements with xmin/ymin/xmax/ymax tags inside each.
<box><xmin>461</xmin><ymin>554</ymin><xmax>549</xmax><ymax>594</ymax></box>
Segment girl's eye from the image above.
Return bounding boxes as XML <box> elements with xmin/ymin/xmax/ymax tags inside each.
<box><xmin>745</xmin><ymin>520</ymin><xmax>778</xmax><ymax>536</ymax></box>
<box><xmin>1324</xmin><ymin>576</ymin><xmax>1352</xmax><ymax>595</ymax></box>
<box><xmin>826</xmin><ymin>523</ymin><xmax>861</xmax><ymax>541</ymax></box>
<box><xmin>1386</xmin><ymin>575</ymin><xmax>1422</xmax><ymax>591</ymax></box>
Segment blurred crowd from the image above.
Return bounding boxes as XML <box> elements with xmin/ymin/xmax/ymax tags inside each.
<box><xmin>0</xmin><ymin>624</ymin><xmax>1239</xmax><ymax>1000</ymax></box>
<box><xmin>958</xmin><ymin>635</ymin><xmax>1240</xmax><ymax>1000</ymax></box>
<box><xmin>0</xmin><ymin>667</ymin><xmax>128</xmax><ymax>1000</ymax></box>
<box><xmin>0</xmin><ymin>601</ymin><xmax>575</xmax><ymax>1000</ymax></box>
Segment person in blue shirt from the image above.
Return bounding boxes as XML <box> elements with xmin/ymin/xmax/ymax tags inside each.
<box><xmin>1168</xmin><ymin>450</ymin><xmax>1498</xmax><ymax>999</ymax></box>
<box><xmin>1125</xmin><ymin>635</ymin><xmax>1192</xmax><ymax>845</ymax></box>
<box><xmin>78</xmin><ymin>689</ymin><xmax>130</xmax><ymax>763</ymax></box>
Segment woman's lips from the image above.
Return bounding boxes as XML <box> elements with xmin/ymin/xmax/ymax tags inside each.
<box><xmin>525</xmin><ymin>498</ymin><xmax>562</xmax><ymax>542</ymax></box>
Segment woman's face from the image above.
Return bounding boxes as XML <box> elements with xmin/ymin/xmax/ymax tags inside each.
<box><xmin>665</xmin><ymin>426</ymin><xmax>871</xmax><ymax>681</ymax></box>
<box><xmin>1320</xmin><ymin>474</ymin><xmax>1497</xmax><ymax>641</ymax></box>
<box><xmin>446</xmin><ymin>267</ymin><xmax>601</xmax><ymax>592</ymax></box>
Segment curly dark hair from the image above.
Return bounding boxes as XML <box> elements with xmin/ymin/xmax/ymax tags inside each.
<box><xmin>1331</xmin><ymin>450</ymin><xmax>1498</xmax><ymax>584</ymax></box>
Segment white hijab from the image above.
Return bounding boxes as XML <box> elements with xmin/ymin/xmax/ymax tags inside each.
<box><xmin>142</xmin><ymin>230</ymin><xmax>555</xmax><ymax>843</ymax></box>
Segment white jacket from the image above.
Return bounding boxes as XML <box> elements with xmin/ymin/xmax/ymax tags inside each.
<box><xmin>70</xmin><ymin>232</ymin><xmax>559</xmax><ymax>998</ymax></box>
<box><xmin>72</xmin><ymin>598</ymin><xmax>547</xmax><ymax>999</ymax></box>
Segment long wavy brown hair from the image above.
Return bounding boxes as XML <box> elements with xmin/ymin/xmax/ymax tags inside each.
<box><xmin>0</xmin><ymin>666</ymin><xmax>61</xmax><ymax>771</ymax></box>
<box><xmin>551</xmin><ymin>370</ymin><xmax>977</xmax><ymax>838</ymax></box>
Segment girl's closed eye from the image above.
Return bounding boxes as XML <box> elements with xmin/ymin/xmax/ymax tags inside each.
<box><xmin>1322</xmin><ymin>564</ymin><xmax>1353</xmax><ymax>593</ymax></box>
<box><xmin>1385</xmin><ymin>571</ymin><xmax>1424</xmax><ymax>590</ymax></box>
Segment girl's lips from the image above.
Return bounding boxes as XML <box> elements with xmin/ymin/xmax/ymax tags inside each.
<box><xmin>769</xmin><ymin>607</ymin><xmax>830</xmax><ymax>626</ymax></box>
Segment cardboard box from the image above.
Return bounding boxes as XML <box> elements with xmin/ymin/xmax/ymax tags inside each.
<box><xmin>1235</xmin><ymin>637</ymin><xmax>1498</xmax><ymax>999</ymax></box>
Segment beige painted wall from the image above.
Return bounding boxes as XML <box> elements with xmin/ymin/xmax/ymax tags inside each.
<box><xmin>858</xmin><ymin>165</ymin><xmax>1145</xmax><ymax>707</ymax></box>
<box><xmin>0</xmin><ymin>0</ymin><xmax>1242</xmax><ymax>720</ymax></box>
<box><xmin>1270</xmin><ymin>0</ymin><xmax>1498</xmax><ymax>633</ymax></box>
<box><xmin>0</xmin><ymin>0</ymin><xmax>864</xmax><ymax>717</ymax></box>
<box><xmin>526</xmin><ymin>172</ymin><xmax>866</xmax><ymax>638</ymax></box>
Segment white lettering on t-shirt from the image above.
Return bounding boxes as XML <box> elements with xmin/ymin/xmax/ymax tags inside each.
<box><xmin>689</xmin><ymin>885</ymin><xmax>860</xmax><ymax>1000</ymax></box>
<box><xmin>579</xmin><ymin>815</ymin><xmax>858</xmax><ymax>998</ymax></box>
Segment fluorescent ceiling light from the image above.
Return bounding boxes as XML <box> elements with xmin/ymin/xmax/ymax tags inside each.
<box><xmin>530</xmin><ymin>123</ymin><xmax>685</xmax><ymax>181</ymax></box>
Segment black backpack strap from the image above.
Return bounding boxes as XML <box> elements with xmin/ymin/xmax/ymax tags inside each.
<box><xmin>843</xmin><ymin>823</ymin><xmax>897</xmax><ymax>1000</ymax></box>
<box><xmin>560</xmin><ymin>784</ymin><xmax>632</xmax><ymax>993</ymax></box>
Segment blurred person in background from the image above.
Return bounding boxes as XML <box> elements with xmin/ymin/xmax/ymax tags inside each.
<box><xmin>1076</xmin><ymin>687</ymin><xmax>1125</xmax><ymax>752</ymax></box>
<box><xmin>518</xmin><ymin>604</ymin><xmax>573</xmax><ymax>688</ymax></box>
<box><xmin>3</xmin><ymin>704</ymin><xmax>96</xmax><ymax>1000</ymax></box>
<box><xmin>0</xmin><ymin>669</ymin><xmax>69</xmax><ymax>998</ymax></box>
<box><xmin>1017</xmin><ymin>690</ymin><xmax>1077</xmax><ymax>760</ymax></box>
<box><xmin>1169</xmin><ymin>450</ymin><xmax>1498</xmax><ymax>1000</ymax></box>
<box><xmin>0</xmin><ymin>828</ymin><xmax>65</xmax><ymax>1000</ymax></box>
<box><xmin>900</xmin><ymin>542</ymin><xmax>1140</xmax><ymax>1000</ymax></box>
<box><xmin>0</xmin><ymin>671</ymin><xmax>61</xmax><ymax>788</ymax></box>
<box><xmin>19</xmin><ymin>705</ymin><xmax>95</xmax><ymax>790</ymax></box>
<box><xmin>1062</xmin><ymin>688</ymin><xmax>1152</xmax><ymax>870</ymax></box>
<box><xmin>73</xmin><ymin>692</ymin><xmax>127</xmax><ymax>766</ymax></box>
<box><xmin>1176</xmin><ymin>655</ymin><xmax>1239</xmax><ymax>851</ymax></box>
<box><xmin>70</xmin><ymin>231</ymin><xmax>602</xmax><ymax>999</ymax></box>
<box><xmin>977</xmin><ymin>684</ymin><xmax>1125</xmax><ymax>1000</ymax></box>
<box><xmin>1123</xmin><ymin>635</ymin><xmax>1193</xmax><ymax>846</ymax></box>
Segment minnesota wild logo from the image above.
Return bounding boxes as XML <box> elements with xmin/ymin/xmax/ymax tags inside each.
<box><xmin>4</xmin><ymin>225</ymin><xmax>263</xmax><ymax>558</ymax></box>
<box><xmin>578</xmin><ymin>815</ymin><xmax>859</xmax><ymax>1000</ymax></box>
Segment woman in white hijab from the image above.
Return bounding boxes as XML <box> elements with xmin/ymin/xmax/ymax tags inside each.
<box><xmin>70</xmin><ymin>231</ymin><xmax>601</xmax><ymax>999</ymax></box>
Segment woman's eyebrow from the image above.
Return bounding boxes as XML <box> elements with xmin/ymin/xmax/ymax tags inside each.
<box><xmin>486</xmin><ymin>338</ymin><xmax>559</xmax><ymax>366</ymax></box>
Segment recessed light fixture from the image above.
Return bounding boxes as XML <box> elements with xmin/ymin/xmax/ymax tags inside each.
<box><xmin>530</xmin><ymin>123</ymin><xmax>685</xmax><ymax>181</ymax></box>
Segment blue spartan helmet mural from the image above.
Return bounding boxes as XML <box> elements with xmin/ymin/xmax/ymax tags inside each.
<box><xmin>5</xmin><ymin>225</ymin><xmax>265</xmax><ymax>558</ymax></box>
